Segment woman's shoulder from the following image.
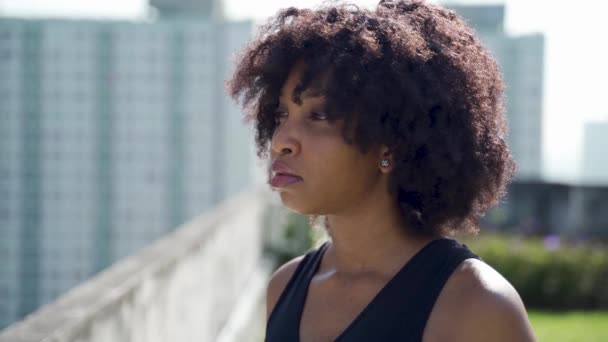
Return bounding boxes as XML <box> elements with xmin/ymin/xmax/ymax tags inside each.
<box><xmin>424</xmin><ymin>258</ymin><xmax>537</xmax><ymax>341</ymax></box>
<box><xmin>266</xmin><ymin>243</ymin><xmax>326</xmax><ymax>320</ymax></box>
<box><xmin>266</xmin><ymin>254</ymin><xmax>305</xmax><ymax>319</ymax></box>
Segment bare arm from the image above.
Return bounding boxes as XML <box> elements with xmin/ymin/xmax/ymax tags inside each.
<box><xmin>453</xmin><ymin>283</ymin><xmax>537</xmax><ymax>341</ymax></box>
<box><xmin>425</xmin><ymin>258</ymin><xmax>536</xmax><ymax>342</ymax></box>
<box><xmin>266</xmin><ymin>256</ymin><xmax>305</xmax><ymax>321</ymax></box>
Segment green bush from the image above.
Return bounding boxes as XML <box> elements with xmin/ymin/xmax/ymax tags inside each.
<box><xmin>266</xmin><ymin>213</ymin><xmax>315</xmax><ymax>268</ymax></box>
<box><xmin>461</xmin><ymin>233</ymin><xmax>608</xmax><ymax>310</ymax></box>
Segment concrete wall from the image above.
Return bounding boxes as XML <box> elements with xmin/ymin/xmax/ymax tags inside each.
<box><xmin>0</xmin><ymin>188</ymin><xmax>273</xmax><ymax>342</ymax></box>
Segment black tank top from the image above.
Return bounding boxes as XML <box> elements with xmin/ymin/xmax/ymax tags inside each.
<box><xmin>265</xmin><ymin>237</ymin><xmax>481</xmax><ymax>342</ymax></box>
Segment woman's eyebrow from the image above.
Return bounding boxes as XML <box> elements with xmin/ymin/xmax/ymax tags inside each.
<box><xmin>278</xmin><ymin>91</ymin><xmax>326</xmax><ymax>106</ymax></box>
<box><xmin>280</xmin><ymin>83</ymin><xmax>326</xmax><ymax>100</ymax></box>
<box><xmin>301</xmin><ymin>87</ymin><xmax>324</xmax><ymax>98</ymax></box>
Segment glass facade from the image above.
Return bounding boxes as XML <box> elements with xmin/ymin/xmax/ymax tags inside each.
<box><xmin>0</xmin><ymin>17</ymin><xmax>254</xmax><ymax>329</ymax></box>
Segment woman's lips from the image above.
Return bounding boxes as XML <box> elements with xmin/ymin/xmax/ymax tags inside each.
<box><xmin>270</xmin><ymin>173</ymin><xmax>303</xmax><ymax>188</ymax></box>
<box><xmin>269</xmin><ymin>160</ymin><xmax>303</xmax><ymax>188</ymax></box>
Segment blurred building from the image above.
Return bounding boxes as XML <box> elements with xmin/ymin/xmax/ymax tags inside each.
<box><xmin>150</xmin><ymin>0</ymin><xmax>225</xmax><ymax>18</ymax></box>
<box><xmin>0</xmin><ymin>1</ymin><xmax>255</xmax><ymax>328</ymax></box>
<box><xmin>582</xmin><ymin>121</ymin><xmax>608</xmax><ymax>185</ymax></box>
<box><xmin>483</xmin><ymin>180</ymin><xmax>608</xmax><ymax>239</ymax></box>
<box><xmin>446</xmin><ymin>4</ymin><xmax>545</xmax><ymax>181</ymax></box>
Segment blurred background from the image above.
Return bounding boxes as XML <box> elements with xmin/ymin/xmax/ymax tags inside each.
<box><xmin>0</xmin><ymin>0</ymin><xmax>606</xmax><ymax>341</ymax></box>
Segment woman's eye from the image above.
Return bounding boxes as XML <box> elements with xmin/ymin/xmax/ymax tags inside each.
<box><xmin>311</xmin><ymin>112</ymin><xmax>329</xmax><ymax>120</ymax></box>
<box><xmin>274</xmin><ymin>111</ymin><xmax>329</xmax><ymax>123</ymax></box>
<box><xmin>275</xmin><ymin>111</ymin><xmax>287</xmax><ymax>121</ymax></box>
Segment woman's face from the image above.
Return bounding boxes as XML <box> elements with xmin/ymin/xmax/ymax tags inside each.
<box><xmin>268</xmin><ymin>63</ymin><xmax>386</xmax><ymax>215</ymax></box>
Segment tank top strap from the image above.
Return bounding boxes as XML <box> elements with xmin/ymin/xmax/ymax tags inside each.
<box><xmin>266</xmin><ymin>241</ymin><xmax>330</xmax><ymax>342</ymax></box>
<box><xmin>337</xmin><ymin>237</ymin><xmax>480</xmax><ymax>341</ymax></box>
<box><xmin>266</xmin><ymin>238</ymin><xmax>480</xmax><ymax>342</ymax></box>
<box><xmin>404</xmin><ymin>238</ymin><xmax>481</xmax><ymax>341</ymax></box>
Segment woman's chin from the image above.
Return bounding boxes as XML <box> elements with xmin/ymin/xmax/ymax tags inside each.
<box><xmin>279</xmin><ymin>195</ymin><xmax>318</xmax><ymax>215</ymax></box>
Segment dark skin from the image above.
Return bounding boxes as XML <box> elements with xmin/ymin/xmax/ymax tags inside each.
<box><xmin>266</xmin><ymin>63</ymin><xmax>536</xmax><ymax>342</ymax></box>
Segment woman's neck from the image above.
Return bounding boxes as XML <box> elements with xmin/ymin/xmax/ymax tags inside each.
<box><xmin>323</xmin><ymin>194</ymin><xmax>440</xmax><ymax>279</ymax></box>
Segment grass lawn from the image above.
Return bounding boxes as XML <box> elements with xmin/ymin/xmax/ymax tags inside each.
<box><xmin>529</xmin><ymin>310</ymin><xmax>608</xmax><ymax>341</ymax></box>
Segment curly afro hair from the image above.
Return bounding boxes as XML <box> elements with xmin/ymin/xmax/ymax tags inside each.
<box><xmin>226</xmin><ymin>0</ymin><xmax>516</xmax><ymax>236</ymax></box>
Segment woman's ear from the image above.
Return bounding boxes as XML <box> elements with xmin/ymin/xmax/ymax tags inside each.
<box><xmin>379</xmin><ymin>145</ymin><xmax>395</xmax><ymax>174</ymax></box>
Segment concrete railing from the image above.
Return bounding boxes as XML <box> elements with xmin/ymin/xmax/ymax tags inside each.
<box><xmin>0</xmin><ymin>187</ymin><xmax>278</xmax><ymax>342</ymax></box>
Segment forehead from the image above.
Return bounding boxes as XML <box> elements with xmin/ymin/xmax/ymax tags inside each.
<box><xmin>279</xmin><ymin>62</ymin><xmax>328</xmax><ymax>103</ymax></box>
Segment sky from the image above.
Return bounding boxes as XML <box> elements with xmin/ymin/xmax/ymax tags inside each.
<box><xmin>1</xmin><ymin>0</ymin><xmax>607</xmax><ymax>184</ymax></box>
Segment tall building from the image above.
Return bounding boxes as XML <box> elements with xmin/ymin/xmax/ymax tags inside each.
<box><xmin>150</xmin><ymin>0</ymin><xmax>225</xmax><ymax>19</ymax></box>
<box><xmin>0</xmin><ymin>5</ymin><xmax>255</xmax><ymax>328</ymax></box>
<box><xmin>446</xmin><ymin>4</ymin><xmax>545</xmax><ymax>181</ymax></box>
<box><xmin>582</xmin><ymin>121</ymin><xmax>608</xmax><ymax>185</ymax></box>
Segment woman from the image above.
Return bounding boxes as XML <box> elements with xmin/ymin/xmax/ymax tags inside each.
<box><xmin>227</xmin><ymin>0</ymin><xmax>536</xmax><ymax>341</ymax></box>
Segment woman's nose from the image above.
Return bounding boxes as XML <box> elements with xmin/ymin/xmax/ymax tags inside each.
<box><xmin>270</xmin><ymin>123</ymin><xmax>301</xmax><ymax>156</ymax></box>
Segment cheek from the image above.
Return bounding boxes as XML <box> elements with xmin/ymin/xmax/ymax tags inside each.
<box><xmin>276</xmin><ymin>126</ymin><xmax>378</xmax><ymax>213</ymax></box>
<box><xmin>307</xmin><ymin>143</ymin><xmax>377</xmax><ymax>198</ymax></box>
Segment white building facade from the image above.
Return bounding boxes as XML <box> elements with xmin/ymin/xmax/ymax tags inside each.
<box><xmin>582</xmin><ymin>121</ymin><xmax>608</xmax><ymax>185</ymax></box>
<box><xmin>447</xmin><ymin>4</ymin><xmax>545</xmax><ymax>181</ymax></box>
<box><xmin>0</xmin><ymin>15</ymin><xmax>255</xmax><ymax>328</ymax></box>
